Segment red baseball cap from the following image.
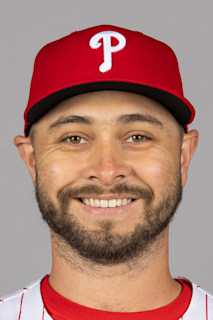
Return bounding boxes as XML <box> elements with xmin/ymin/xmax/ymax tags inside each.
<box><xmin>24</xmin><ymin>25</ymin><xmax>195</xmax><ymax>136</ymax></box>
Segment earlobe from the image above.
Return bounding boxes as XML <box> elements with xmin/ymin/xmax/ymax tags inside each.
<box><xmin>181</xmin><ymin>129</ymin><xmax>199</xmax><ymax>187</ymax></box>
<box><xmin>14</xmin><ymin>135</ymin><xmax>36</xmax><ymax>187</ymax></box>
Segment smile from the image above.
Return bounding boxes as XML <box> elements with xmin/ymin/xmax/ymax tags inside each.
<box><xmin>81</xmin><ymin>198</ymin><xmax>135</xmax><ymax>208</ymax></box>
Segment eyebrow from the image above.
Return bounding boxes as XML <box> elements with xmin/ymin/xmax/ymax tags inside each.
<box><xmin>116</xmin><ymin>114</ymin><xmax>163</xmax><ymax>127</ymax></box>
<box><xmin>48</xmin><ymin>113</ymin><xmax>163</xmax><ymax>131</ymax></box>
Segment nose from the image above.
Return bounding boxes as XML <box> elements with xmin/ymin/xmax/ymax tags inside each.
<box><xmin>81</xmin><ymin>140</ymin><xmax>132</xmax><ymax>186</ymax></box>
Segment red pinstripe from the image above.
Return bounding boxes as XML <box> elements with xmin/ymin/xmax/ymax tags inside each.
<box><xmin>206</xmin><ymin>294</ymin><xmax>208</xmax><ymax>320</ymax></box>
<box><xmin>18</xmin><ymin>293</ymin><xmax>24</xmax><ymax>320</ymax></box>
<box><xmin>42</xmin><ymin>306</ymin><xmax>45</xmax><ymax>320</ymax></box>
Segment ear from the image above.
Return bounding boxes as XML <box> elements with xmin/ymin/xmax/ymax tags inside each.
<box><xmin>14</xmin><ymin>135</ymin><xmax>36</xmax><ymax>187</ymax></box>
<box><xmin>181</xmin><ymin>129</ymin><xmax>199</xmax><ymax>187</ymax></box>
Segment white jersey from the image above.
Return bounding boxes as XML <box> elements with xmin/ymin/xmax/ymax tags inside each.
<box><xmin>0</xmin><ymin>278</ymin><xmax>213</xmax><ymax>319</ymax></box>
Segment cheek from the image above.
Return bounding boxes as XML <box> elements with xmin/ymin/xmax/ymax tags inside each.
<box><xmin>133</xmin><ymin>152</ymin><xmax>179</xmax><ymax>191</ymax></box>
<box><xmin>36</xmin><ymin>153</ymin><xmax>82</xmax><ymax>193</ymax></box>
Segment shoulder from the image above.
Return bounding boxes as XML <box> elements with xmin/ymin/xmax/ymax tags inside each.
<box><xmin>179</xmin><ymin>277</ymin><xmax>213</xmax><ymax>319</ymax></box>
<box><xmin>192</xmin><ymin>282</ymin><xmax>213</xmax><ymax>311</ymax></box>
<box><xmin>0</xmin><ymin>278</ymin><xmax>45</xmax><ymax>319</ymax></box>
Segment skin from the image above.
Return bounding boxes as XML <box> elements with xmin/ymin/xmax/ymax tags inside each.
<box><xmin>14</xmin><ymin>91</ymin><xmax>198</xmax><ymax>312</ymax></box>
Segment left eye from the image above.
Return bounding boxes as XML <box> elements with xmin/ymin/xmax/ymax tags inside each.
<box><xmin>126</xmin><ymin>135</ymin><xmax>146</xmax><ymax>143</ymax></box>
<box><xmin>65</xmin><ymin>136</ymin><xmax>86</xmax><ymax>144</ymax></box>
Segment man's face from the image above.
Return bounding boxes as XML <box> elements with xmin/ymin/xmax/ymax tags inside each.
<box><xmin>32</xmin><ymin>91</ymin><xmax>183</xmax><ymax>264</ymax></box>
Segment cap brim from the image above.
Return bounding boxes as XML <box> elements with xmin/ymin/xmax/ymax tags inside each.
<box><xmin>26</xmin><ymin>81</ymin><xmax>193</xmax><ymax>136</ymax></box>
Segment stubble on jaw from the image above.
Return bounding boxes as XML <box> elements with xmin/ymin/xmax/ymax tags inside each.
<box><xmin>51</xmin><ymin>228</ymin><xmax>168</xmax><ymax>277</ymax></box>
<box><xmin>35</xmin><ymin>169</ymin><xmax>182</xmax><ymax>273</ymax></box>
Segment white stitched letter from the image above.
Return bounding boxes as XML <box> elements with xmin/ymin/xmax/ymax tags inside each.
<box><xmin>89</xmin><ymin>31</ymin><xmax>126</xmax><ymax>73</ymax></box>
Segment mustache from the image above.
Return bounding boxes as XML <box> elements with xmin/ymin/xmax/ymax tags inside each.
<box><xmin>58</xmin><ymin>183</ymin><xmax>153</xmax><ymax>206</ymax></box>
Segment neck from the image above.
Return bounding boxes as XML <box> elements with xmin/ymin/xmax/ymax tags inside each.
<box><xmin>48</xmin><ymin>228</ymin><xmax>181</xmax><ymax>312</ymax></box>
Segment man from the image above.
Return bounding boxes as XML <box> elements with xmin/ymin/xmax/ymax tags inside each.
<box><xmin>1</xmin><ymin>25</ymin><xmax>212</xmax><ymax>319</ymax></box>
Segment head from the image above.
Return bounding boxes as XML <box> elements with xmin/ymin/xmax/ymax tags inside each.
<box><xmin>14</xmin><ymin>25</ymin><xmax>198</xmax><ymax>265</ymax></box>
<box><xmin>14</xmin><ymin>90</ymin><xmax>198</xmax><ymax>265</ymax></box>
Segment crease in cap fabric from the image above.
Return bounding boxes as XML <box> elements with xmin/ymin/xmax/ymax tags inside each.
<box><xmin>24</xmin><ymin>24</ymin><xmax>195</xmax><ymax>136</ymax></box>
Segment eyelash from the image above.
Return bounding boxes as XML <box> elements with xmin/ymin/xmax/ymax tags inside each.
<box><xmin>63</xmin><ymin>134</ymin><xmax>149</xmax><ymax>145</ymax></box>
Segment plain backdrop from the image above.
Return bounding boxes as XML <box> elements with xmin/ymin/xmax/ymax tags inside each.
<box><xmin>0</xmin><ymin>0</ymin><xmax>213</xmax><ymax>296</ymax></box>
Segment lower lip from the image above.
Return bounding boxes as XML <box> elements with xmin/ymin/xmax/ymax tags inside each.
<box><xmin>74</xmin><ymin>198</ymin><xmax>137</xmax><ymax>216</ymax></box>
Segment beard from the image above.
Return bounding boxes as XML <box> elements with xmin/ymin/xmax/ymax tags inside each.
<box><xmin>35</xmin><ymin>173</ymin><xmax>182</xmax><ymax>266</ymax></box>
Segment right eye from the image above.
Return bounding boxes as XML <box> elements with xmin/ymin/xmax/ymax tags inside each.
<box><xmin>64</xmin><ymin>135</ymin><xmax>87</xmax><ymax>144</ymax></box>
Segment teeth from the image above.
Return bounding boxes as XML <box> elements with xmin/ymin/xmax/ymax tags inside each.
<box><xmin>109</xmin><ymin>199</ymin><xmax>116</xmax><ymax>208</ymax></box>
<box><xmin>101</xmin><ymin>200</ymin><xmax>108</xmax><ymax>208</ymax></box>
<box><xmin>82</xmin><ymin>198</ymin><xmax>133</xmax><ymax>208</ymax></box>
<box><xmin>123</xmin><ymin>198</ymin><xmax>128</xmax><ymax>205</ymax></box>
<box><xmin>85</xmin><ymin>199</ymin><xmax>90</xmax><ymax>206</ymax></box>
<box><xmin>116</xmin><ymin>199</ymin><xmax>122</xmax><ymax>207</ymax></box>
<box><xmin>94</xmin><ymin>199</ymin><xmax>100</xmax><ymax>207</ymax></box>
<box><xmin>90</xmin><ymin>199</ymin><xmax>95</xmax><ymax>206</ymax></box>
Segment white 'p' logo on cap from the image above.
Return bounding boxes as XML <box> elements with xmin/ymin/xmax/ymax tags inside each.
<box><xmin>89</xmin><ymin>31</ymin><xmax>126</xmax><ymax>73</ymax></box>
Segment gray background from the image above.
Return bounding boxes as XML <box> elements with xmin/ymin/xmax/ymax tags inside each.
<box><xmin>0</xmin><ymin>0</ymin><xmax>212</xmax><ymax>296</ymax></box>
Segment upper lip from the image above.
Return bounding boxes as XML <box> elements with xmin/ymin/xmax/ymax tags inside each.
<box><xmin>77</xmin><ymin>195</ymin><xmax>138</xmax><ymax>200</ymax></box>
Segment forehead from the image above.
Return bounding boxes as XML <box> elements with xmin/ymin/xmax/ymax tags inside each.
<box><xmin>36</xmin><ymin>90</ymin><xmax>178</xmax><ymax>128</ymax></box>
